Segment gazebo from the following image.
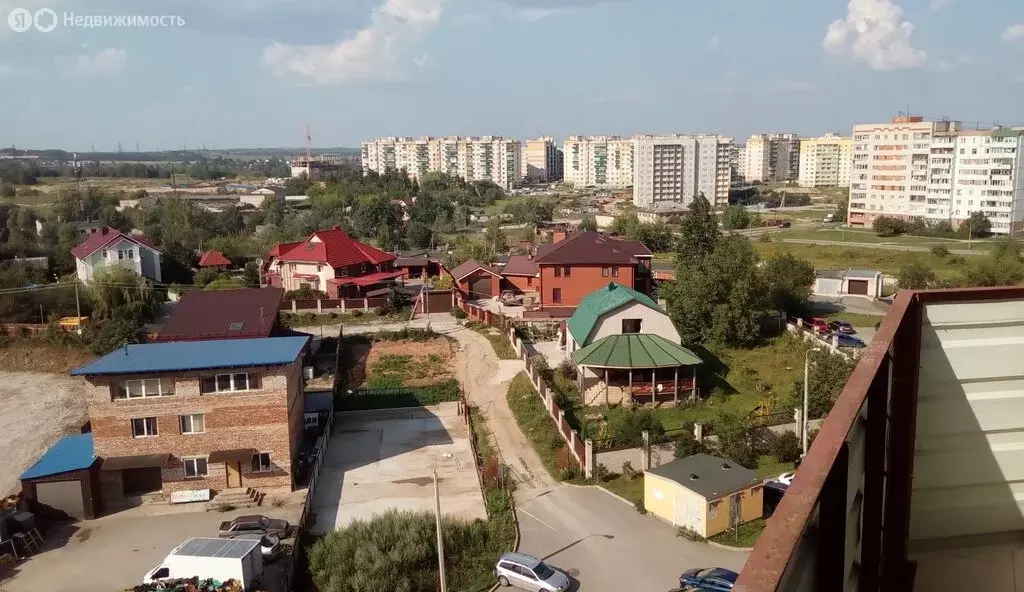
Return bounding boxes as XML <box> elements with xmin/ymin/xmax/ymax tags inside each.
<box><xmin>571</xmin><ymin>334</ymin><xmax>702</xmax><ymax>406</ymax></box>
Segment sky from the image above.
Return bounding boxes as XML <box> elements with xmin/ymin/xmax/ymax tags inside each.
<box><xmin>1</xmin><ymin>0</ymin><xmax>1023</xmax><ymax>151</ymax></box>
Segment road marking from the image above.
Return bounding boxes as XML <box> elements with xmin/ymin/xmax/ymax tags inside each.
<box><xmin>518</xmin><ymin>508</ymin><xmax>556</xmax><ymax>531</ymax></box>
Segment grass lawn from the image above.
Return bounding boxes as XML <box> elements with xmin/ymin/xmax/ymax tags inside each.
<box><xmin>773</xmin><ymin>226</ymin><xmax>992</xmax><ymax>248</ymax></box>
<box><xmin>281</xmin><ymin>306</ymin><xmax>411</xmax><ymax>328</ymax></box>
<box><xmin>600</xmin><ymin>474</ymin><xmax>645</xmax><ymax>505</ymax></box>
<box><xmin>818</xmin><ymin>311</ymin><xmax>884</xmax><ymax>327</ymax></box>
<box><xmin>752</xmin><ymin>240</ymin><xmax>968</xmax><ymax>279</ymax></box>
<box><xmin>483</xmin><ymin>196</ymin><xmax>519</xmax><ymax>215</ymax></box>
<box><xmin>507</xmin><ymin>372</ymin><xmax>564</xmax><ymax>478</ymax></box>
<box><xmin>466</xmin><ymin>322</ymin><xmax>518</xmax><ymax>359</ymax></box>
<box><xmin>754</xmin><ymin>455</ymin><xmax>795</xmax><ymax>479</ymax></box>
<box><xmin>709</xmin><ymin>518</ymin><xmax>766</xmax><ymax>548</ymax></box>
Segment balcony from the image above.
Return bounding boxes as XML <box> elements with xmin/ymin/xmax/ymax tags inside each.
<box><xmin>737</xmin><ymin>287</ymin><xmax>1024</xmax><ymax>592</ymax></box>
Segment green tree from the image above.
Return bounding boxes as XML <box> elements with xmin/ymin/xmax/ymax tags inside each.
<box><xmin>872</xmin><ymin>216</ymin><xmax>907</xmax><ymax>237</ymax></box>
<box><xmin>351</xmin><ymin>194</ymin><xmax>401</xmax><ymax>239</ymax></box>
<box><xmin>484</xmin><ymin>217</ymin><xmax>507</xmax><ymax>255</ymax></box>
<box><xmin>193</xmin><ymin>267</ymin><xmax>223</xmax><ymax>288</ymax></box>
<box><xmin>87</xmin><ymin>266</ymin><xmax>158</xmax><ymax>322</ymax></box>
<box><xmin>676</xmin><ymin>194</ymin><xmax>719</xmax><ymax>264</ymax></box>
<box><xmin>761</xmin><ymin>252</ymin><xmax>816</xmax><ymax>314</ymax></box>
<box><xmin>962</xmin><ymin>212</ymin><xmax>992</xmax><ymax>238</ymax></box>
<box><xmin>897</xmin><ymin>262</ymin><xmax>935</xmax><ymax>290</ymax></box>
<box><xmin>243</xmin><ymin>261</ymin><xmax>260</xmax><ymax>287</ymax></box>
<box><xmin>721</xmin><ymin>204</ymin><xmax>751</xmax><ymax>230</ymax></box>
<box><xmin>710</xmin><ymin>411</ymin><xmax>756</xmax><ymax>468</ymax></box>
<box><xmin>673</xmin><ymin>431</ymin><xmax>705</xmax><ymax>459</ymax></box>
<box><xmin>204</xmin><ymin>277</ymin><xmax>247</xmax><ymax>291</ymax></box>
<box><xmin>260</xmin><ymin>195</ymin><xmax>285</xmax><ymax>226</ymax></box>
<box><xmin>406</xmin><ymin>222</ymin><xmax>433</xmax><ymax>249</ymax></box>
<box><xmin>504</xmin><ymin>196</ymin><xmax>555</xmax><ymax>226</ymax></box>
<box><xmin>770</xmin><ymin>430</ymin><xmax>801</xmax><ymax>463</ymax></box>
<box><xmin>377</xmin><ymin>226</ymin><xmax>398</xmax><ymax>252</ymax></box>
<box><xmin>786</xmin><ymin>349</ymin><xmax>855</xmax><ymax>419</ymax></box>
<box><xmin>447</xmin><ymin>236</ymin><xmax>489</xmax><ymax>267</ymax></box>
<box><xmin>834</xmin><ymin>199</ymin><xmax>848</xmax><ymax>223</ymax></box>
<box><xmin>579</xmin><ymin>214</ymin><xmax>598</xmax><ymax>233</ymax></box>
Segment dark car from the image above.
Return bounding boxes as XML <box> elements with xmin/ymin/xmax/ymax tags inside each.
<box><xmin>828</xmin><ymin>320</ymin><xmax>855</xmax><ymax>334</ymax></box>
<box><xmin>835</xmin><ymin>333</ymin><xmax>867</xmax><ymax>349</ymax></box>
<box><xmin>218</xmin><ymin>515</ymin><xmax>290</xmax><ymax>538</ymax></box>
<box><xmin>763</xmin><ymin>480</ymin><xmax>789</xmax><ymax>517</ymax></box>
<box><xmin>680</xmin><ymin>567</ymin><xmax>739</xmax><ymax>591</ymax></box>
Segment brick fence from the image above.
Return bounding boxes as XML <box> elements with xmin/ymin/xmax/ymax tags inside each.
<box><xmin>278</xmin><ymin>297</ymin><xmax>389</xmax><ymax>313</ymax></box>
<box><xmin>458</xmin><ymin>299</ymin><xmax>594</xmax><ymax>478</ymax></box>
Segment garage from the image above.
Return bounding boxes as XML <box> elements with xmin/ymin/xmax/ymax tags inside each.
<box><xmin>122</xmin><ymin>467</ymin><xmax>163</xmax><ymax>495</ymax></box>
<box><xmin>450</xmin><ymin>259</ymin><xmax>501</xmax><ymax>301</ymax></box>
<box><xmin>471</xmin><ymin>275</ymin><xmax>493</xmax><ymax>299</ymax></box>
<box><xmin>847</xmin><ymin>279</ymin><xmax>869</xmax><ymax>296</ymax></box>
<box><xmin>20</xmin><ymin>433</ymin><xmax>102</xmax><ymax>520</ymax></box>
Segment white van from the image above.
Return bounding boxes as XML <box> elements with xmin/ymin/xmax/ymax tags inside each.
<box><xmin>143</xmin><ymin>537</ymin><xmax>264</xmax><ymax>589</ymax></box>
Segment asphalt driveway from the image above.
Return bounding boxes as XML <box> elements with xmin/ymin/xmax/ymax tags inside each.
<box><xmin>515</xmin><ymin>485</ymin><xmax>749</xmax><ymax>591</ymax></box>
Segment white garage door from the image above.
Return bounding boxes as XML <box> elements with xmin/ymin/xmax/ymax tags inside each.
<box><xmin>36</xmin><ymin>480</ymin><xmax>85</xmax><ymax>519</ymax></box>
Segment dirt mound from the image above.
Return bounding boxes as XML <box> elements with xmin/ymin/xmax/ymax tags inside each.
<box><xmin>0</xmin><ymin>342</ymin><xmax>95</xmax><ymax>374</ymax></box>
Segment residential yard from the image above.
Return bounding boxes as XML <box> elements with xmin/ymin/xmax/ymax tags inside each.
<box><xmin>465</xmin><ymin>322</ymin><xmax>518</xmax><ymax>360</ymax></box>
<box><xmin>752</xmin><ymin>240</ymin><xmax>969</xmax><ymax>279</ymax></box>
<box><xmin>709</xmin><ymin>518</ymin><xmax>767</xmax><ymax>548</ymax></box>
<box><xmin>0</xmin><ymin>371</ymin><xmax>88</xmax><ymax>495</ymax></box>
<box><xmin>281</xmin><ymin>306</ymin><xmax>411</xmax><ymax>328</ymax></box>
<box><xmin>344</xmin><ymin>335</ymin><xmax>455</xmax><ymax>389</ymax></box>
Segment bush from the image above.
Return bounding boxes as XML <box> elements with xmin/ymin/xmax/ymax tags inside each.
<box><xmin>621</xmin><ymin>461</ymin><xmax>638</xmax><ymax>481</ymax></box>
<box><xmin>770</xmin><ymin>430</ymin><xmax>801</xmax><ymax>463</ymax></box>
<box><xmin>930</xmin><ymin>245</ymin><xmax>950</xmax><ymax>258</ymax></box>
<box><xmin>673</xmin><ymin>433</ymin><xmax>705</xmax><ymax>459</ymax></box>
<box><xmin>633</xmin><ymin>500</ymin><xmax>647</xmax><ymax>515</ymax></box>
<box><xmin>369</xmin><ymin>328</ymin><xmax>440</xmax><ymax>342</ymax></box>
<box><xmin>676</xmin><ymin>526</ymin><xmax>706</xmax><ymax>543</ymax></box>
<box><xmin>606</xmin><ymin>408</ymin><xmax>665</xmax><ymax>448</ymax></box>
<box><xmin>285</xmin><ymin>287</ymin><xmax>328</xmax><ymax>300</ymax></box>
<box><xmin>374</xmin><ymin>306</ymin><xmax>388</xmax><ymax>316</ymax></box>
<box><xmin>873</xmin><ymin>216</ymin><xmax>908</xmax><ymax>237</ymax></box>
<box><xmin>450</xmin><ymin>306</ymin><xmax>468</xmax><ymax>319</ymax></box>
<box><xmin>337</xmin><ymin>379</ymin><xmax>461</xmax><ymax>411</ymax></box>
<box><xmin>350</xmin><ymin>309</ymin><xmax>363</xmax><ymax>317</ymax></box>
<box><xmin>592</xmin><ymin>463</ymin><xmax>609</xmax><ymax>481</ymax></box>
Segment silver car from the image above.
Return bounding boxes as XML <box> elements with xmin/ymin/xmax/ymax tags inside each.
<box><xmin>494</xmin><ymin>552</ymin><xmax>571</xmax><ymax>592</ymax></box>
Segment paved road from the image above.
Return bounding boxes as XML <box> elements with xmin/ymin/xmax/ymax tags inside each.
<box><xmin>517</xmin><ymin>486</ymin><xmax>749</xmax><ymax>591</ymax></box>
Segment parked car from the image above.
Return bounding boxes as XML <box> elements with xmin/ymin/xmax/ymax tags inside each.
<box><xmin>237</xmin><ymin>533</ymin><xmax>281</xmax><ymax>561</ymax></box>
<box><xmin>828</xmin><ymin>320</ymin><xmax>855</xmax><ymax>334</ymax></box>
<box><xmin>679</xmin><ymin>567</ymin><xmax>739</xmax><ymax>591</ymax></box>
<box><xmin>495</xmin><ymin>552</ymin><xmax>571</xmax><ymax>591</ymax></box>
<box><xmin>808</xmin><ymin>317</ymin><xmax>830</xmax><ymax>333</ymax></box>
<box><xmin>763</xmin><ymin>480</ymin><xmax>789</xmax><ymax>517</ymax></box>
<box><xmin>835</xmin><ymin>334</ymin><xmax>867</xmax><ymax>349</ymax></box>
<box><xmin>219</xmin><ymin>515</ymin><xmax>290</xmax><ymax>538</ymax></box>
<box><xmin>777</xmin><ymin>471</ymin><xmax>795</xmax><ymax>485</ymax></box>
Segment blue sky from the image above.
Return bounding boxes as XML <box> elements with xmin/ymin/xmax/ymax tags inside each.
<box><xmin>1</xmin><ymin>0</ymin><xmax>1023</xmax><ymax>150</ymax></box>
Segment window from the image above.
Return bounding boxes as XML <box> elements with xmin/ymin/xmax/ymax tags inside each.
<box><xmin>602</xmin><ymin>267</ymin><xmax>610</xmax><ymax>277</ymax></box>
<box><xmin>551</xmin><ymin>288</ymin><xmax>561</xmax><ymax>304</ymax></box>
<box><xmin>179</xmin><ymin>414</ymin><xmax>205</xmax><ymax>434</ymax></box>
<box><xmin>250</xmin><ymin>452</ymin><xmax>272</xmax><ymax>473</ymax></box>
<box><xmin>101</xmin><ymin>249</ymin><xmax>108</xmax><ymax>259</ymax></box>
<box><xmin>622</xmin><ymin>319</ymin><xmax>642</xmax><ymax>334</ymax></box>
<box><xmin>526</xmin><ymin>276</ymin><xmax>533</xmax><ymax>286</ymax></box>
<box><xmin>611</xmin><ymin>267</ymin><xmax>619</xmax><ymax>277</ymax></box>
<box><xmin>554</xmin><ymin>267</ymin><xmax>562</xmax><ymax>278</ymax></box>
<box><xmin>183</xmin><ymin>457</ymin><xmax>208</xmax><ymax>478</ymax></box>
<box><xmin>563</xmin><ymin>266</ymin><xmax>571</xmax><ymax>277</ymax></box>
<box><xmin>116</xmin><ymin>378</ymin><xmax>174</xmax><ymax>399</ymax></box>
<box><xmin>708</xmin><ymin>501</ymin><xmax>719</xmax><ymax>520</ymax></box>
<box><xmin>131</xmin><ymin>417</ymin><xmax>158</xmax><ymax>438</ymax></box>
<box><xmin>201</xmin><ymin>372</ymin><xmax>257</xmax><ymax>394</ymax></box>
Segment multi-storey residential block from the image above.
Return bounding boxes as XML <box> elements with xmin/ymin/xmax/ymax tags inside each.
<box><xmin>633</xmin><ymin>135</ymin><xmax>733</xmax><ymax>208</ymax></box>
<box><xmin>799</xmin><ymin>133</ymin><xmax>853</xmax><ymax>188</ymax></box>
<box><xmin>360</xmin><ymin>136</ymin><xmax>522</xmax><ymax>190</ymax></box>
<box><xmin>521</xmin><ymin>137</ymin><xmax>563</xmax><ymax>184</ymax></box>
<box><xmin>846</xmin><ymin>116</ymin><xmax>1024</xmax><ymax>235</ymax></box>
<box><xmin>744</xmin><ymin>133</ymin><xmax>801</xmax><ymax>182</ymax></box>
<box><xmin>67</xmin><ymin>337</ymin><xmax>309</xmax><ymax>509</ymax></box>
<box><xmin>562</xmin><ymin>136</ymin><xmax>635</xmax><ymax>188</ymax></box>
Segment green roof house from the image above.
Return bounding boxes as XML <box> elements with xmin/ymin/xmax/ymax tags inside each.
<box><xmin>564</xmin><ymin>283</ymin><xmax>701</xmax><ymax>407</ymax></box>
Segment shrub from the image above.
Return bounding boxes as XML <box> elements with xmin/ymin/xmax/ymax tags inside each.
<box><xmin>374</xmin><ymin>306</ymin><xmax>387</xmax><ymax>317</ymax></box>
<box><xmin>873</xmin><ymin>216</ymin><xmax>907</xmax><ymax>237</ymax></box>
<box><xmin>285</xmin><ymin>287</ymin><xmax>328</xmax><ymax>300</ymax></box>
<box><xmin>350</xmin><ymin>309</ymin><xmax>363</xmax><ymax>318</ymax></box>
<box><xmin>450</xmin><ymin>306</ymin><xmax>468</xmax><ymax>319</ymax></box>
<box><xmin>770</xmin><ymin>430</ymin><xmax>801</xmax><ymax>463</ymax></box>
<box><xmin>676</xmin><ymin>526</ymin><xmax>706</xmax><ymax>543</ymax></box>
<box><xmin>592</xmin><ymin>463</ymin><xmax>609</xmax><ymax>481</ymax></box>
<box><xmin>606</xmin><ymin>408</ymin><xmax>665</xmax><ymax>447</ymax></box>
<box><xmin>673</xmin><ymin>433</ymin><xmax>705</xmax><ymax>459</ymax></box>
<box><xmin>633</xmin><ymin>500</ymin><xmax>647</xmax><ymax>515</ymax></box>
<box><xmin>930</xmin><ymin>245</ymin><xmax>950</xmax><ymax>258</ymax></box>
<box><xmin>337</xmin><ymin>379</ymin><xmax>461</xmax><ymax>411</ymax></box>
<box><xmin>621</xmin><ymin>461</ymin><xmax>638</xmax><ymax>481</ymax></box>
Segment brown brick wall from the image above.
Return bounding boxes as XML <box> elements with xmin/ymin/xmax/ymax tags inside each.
<box><xmin>503</xmin><ymin>274</ymin><xmax>536</xmax><ymax>294</ymax></box>
<box><xmin>84</xmin><ymin>360</ymin><xmax>303</xmax><ymax>497</ymax></box>
<box><xmin>457</xmin><ymin>271</ymin><xmax>501</xmax><ymax>299</ymax></box>
<box><xmin>539</xmin><ymin>264</ymin><xmax>635</xmax><ymax>308</ymax></box>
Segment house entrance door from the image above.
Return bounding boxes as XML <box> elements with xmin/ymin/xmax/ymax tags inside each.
<box><xmin>226</xmin><ymin>462</ymin><xmax>242</xmax><ymax>488</ymax></box>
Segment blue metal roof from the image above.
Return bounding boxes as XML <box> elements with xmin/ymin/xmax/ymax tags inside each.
<box><xmin>21</xmin><ymin>433</ymin><xmax>96</xmax><ymax>480</ymax></box>
<box><xmin>70</xmin><ymin>336</ymin><xmax>309</xmax><ymax>376</ymax></box>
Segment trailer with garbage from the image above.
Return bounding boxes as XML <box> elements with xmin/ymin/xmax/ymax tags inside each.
<box><xmin>141</xmin><ymin>537</ymin><xmax>264</xmax><ymax>590</ymax></box>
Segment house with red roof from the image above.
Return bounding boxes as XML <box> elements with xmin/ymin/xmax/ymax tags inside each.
<box><xmin>262</xmin><ymin>226</ymin><xmax>400</xmax><ymax>298</ymax></box>
<box><xmin>72</xmin><ymin>227</ymin><xmax>162</xmax><ymax>284</ymax></box>
<box><xmin>198</xmin><ymin>249</ymin><xmax>232</xmax><ymax>270</ymax></box>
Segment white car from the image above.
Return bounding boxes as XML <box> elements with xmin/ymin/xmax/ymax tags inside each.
<box><xmin>778</xmin><ymin>471</ymin><xmax>795</xmax><ymax>486</ymax></box>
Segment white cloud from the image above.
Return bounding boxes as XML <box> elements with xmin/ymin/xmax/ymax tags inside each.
<box><xmin>66</xmin><ymin>48</ymin><xmax>127</xmax><ymax>77</ymax></box>
<box><xmin>261</xmin><ymin>0</ymin><xmax>444</xmax><ymax>85</ymax></box>
<box><xmin>929</xmin><ymin>0</ymin><xmax>953</xmax><ymax>9</ymax></box>
<box><xmin>708</xmin><ymin>35</ymin><xmax>720</xmax><ymax>50</ymax></box>
<box><xmin>823</xmin><ymin>0</ymin><xmax>927</xmax><ymax>71</ymax></box>
<box><xmin>1003</xmin><ymin>24</ymin><xmax>1024</xmax><ymax>43</ymax></box>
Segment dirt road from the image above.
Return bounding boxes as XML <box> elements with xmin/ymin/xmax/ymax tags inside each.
<box><xmin>451</xmin><ymin>327</ymin><xmax>556</xmax><ymax>494</ymax></box>
<box><xmin>0</xmin><ymin>372</ymin><xmax>88</xmax><ymax>495</ymax></box>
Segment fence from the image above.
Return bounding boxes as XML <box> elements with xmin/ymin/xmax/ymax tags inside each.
<box><xmin>459</xmin><ymin>299</ymin><xmax>592</xmax><ymax>476</ymax></box>
<box><xmin>280</xmin><ymin>297</ymin><xmax>390</xmax><ymax>313</ymax></box>
<box><xmin>0</xmin><ymin>323</ymin><xmax>47</xmax><ymax>337</ymax></box>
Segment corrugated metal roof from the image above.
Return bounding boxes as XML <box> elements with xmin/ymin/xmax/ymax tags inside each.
<box><xmin>646</xmin><ymin>454</ymin><xmax>760</xmax><ymax>499</ymax></box>
<box><xmin>501</xmin><ymin>255</ymin><xmax>539</xmax><ymax>277</ymax></box>
<box><xmin>20</xmin><ymin>433</ymin><xmax>96</xmax><ymax>480</ymax></box>
<box><xmin>571</xmin><ymin>334</ymin><xmax>702</xmax><ymax>368</ymax></box>
<box><xmin>567</xmin><ymin>283</ymin><xmax>661</xmax><ymax>345</ymax></box>
<box><xmin>534</xmin><ymin>232</ymin><xmax>651</xmax><ymax>265</ymax></box>
<box><xmin>71</xmin><ymin>336</ymin><xmax>309</xmax><ymax>376</ymax></box>
<box><xmin>450</xmin><ymin>259</ymin><xmax>500</xmax><ymax>281</ymax></box>
<box><xmin>844</xmin><ymin>269</ymin><xmax>881</xmax><ymax>279</ymax></box>
<box><xmin>276</xmin><ymin>227</ymin><xmax>395</xmax><ymax>268</ymax></box>
<box><xmin>155</xmin><ymin>288</ymin><xmax>284</xmax><ymax>342</ymax></box>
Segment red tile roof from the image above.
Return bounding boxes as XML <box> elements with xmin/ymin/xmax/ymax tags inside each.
<box><xmin>267</xmin><ymin>241</ymin><xmax>302</xmax><ymax>259</ymax></box>
<box><xmin>275</xmin><ymin>227</ymin><xmax>395</xmax><ymax>268</ymax></box>
<box><xmin>501</xmin><ymin>255</ymin><xmax>539</xmax><ymax>277</ymax></box>
<box><xmin>450</xmin><ymin>260</ymin><xmax>501</xmax><ymax>281</ymax></box>
<box><xmin>155</xmin><ymin>288</ymin><xmax>284</xmax><ymax>342</ymax></box>
<box><xmin>534</xmin><ymin>232</ymin><xmax>652</xmax><ymax>266</ymax></box>
<box><xmin>198</xmin><ymin>250</ymin><xmax>232</xmax><ymax>267</ymax></box>
<box><xmin>70</xmin><ymin>227</ymin><xmax>159</xmax><ymax>260</ymax></box>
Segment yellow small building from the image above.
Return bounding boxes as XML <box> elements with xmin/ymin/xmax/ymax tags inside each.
<box><xmin>644</xmin><ymin>454</ymin><xmax>764</xmax><ymax>538</ymax></box>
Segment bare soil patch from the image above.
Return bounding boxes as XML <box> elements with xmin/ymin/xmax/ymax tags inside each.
<box><xmin>0</xmin><ymin>372</ymin><xmax>89</xmax><ymax>495</ymax></box>
<box><xmin>0</xmin><ymin>341</ymin><xmax>95</xmax><ymax>374</ymax></box>
<box><xmin>346</xmin><ymin>338</ymin><xmax>455</xmax><ymax>388</ymax></box>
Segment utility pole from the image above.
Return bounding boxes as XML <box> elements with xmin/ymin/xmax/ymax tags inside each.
<box><xmin>433</xmin><ymin>469</ymin><xmax>447</xmax><ymax>592</ymax></box>
<box><xmin>802</xmin><ymin>348</ymin><xmax>817</xmax><ymax>456</ymax></box>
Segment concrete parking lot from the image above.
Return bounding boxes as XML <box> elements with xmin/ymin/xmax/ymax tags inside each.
<box><xmin>516</xmin><ymin>485</ymin><xmax>749</xmax><ymax>591</ymax></box>
<box><xmin>2</xmin><ymin>504</ymin><xmax>301</xmax><ymax>592</ymax></box>
<box><xmin>310</xmin><ymin>402</ymin><xmax>487</xmax><ymax>534</ymax></box>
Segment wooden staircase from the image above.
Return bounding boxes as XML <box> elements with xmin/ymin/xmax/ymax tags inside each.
<box><xmin>207</xmin><ymin>487</ymin><xmax>264</xmax><ymax>511</ymax></box>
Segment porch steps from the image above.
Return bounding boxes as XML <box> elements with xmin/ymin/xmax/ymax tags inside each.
<box><xmin>208</xmin><ymin>487</ymin><xmax>264</xmax><ymax>511</ymax></box>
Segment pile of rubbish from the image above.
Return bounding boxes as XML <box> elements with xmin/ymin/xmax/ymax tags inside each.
<box><xmin>125</xmin><ymin>578</ymin><xmax>256</xmax><ymax>592</ymax></box>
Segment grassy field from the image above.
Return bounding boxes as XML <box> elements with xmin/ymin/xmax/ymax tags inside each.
<box><xmin>600</xmin><ymin>474</ymin><xmax>645</xmax><ymax>505</ymax></box>
<box><xmin>709</xmin><ymin>518</ymin><xmax>766</xmax><ymax>548</ymax></box>
<box><xmin>752</xmin><ymin>240</ymin><xmax>969</xmax><ymax>279</ymax></box>
<box><xmin>754</xmin><ymin>455</ymin><xmax>795</xmax><ymax>479</ymax></box>
<box><xmin>817</xmin><ymin>311</ymin><xmax>884</xmax><ymax>326</ymax></box>
<box><xmin>770</xmin><ymin>225</ymin><xmax>990</xmax><ymax>248</ymax></box>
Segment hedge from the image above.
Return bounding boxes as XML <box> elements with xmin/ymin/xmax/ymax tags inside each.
<box><xmin>336</xmin><ymin>379</ymin><xmax>461</xmax><ymax>411</ymax></box>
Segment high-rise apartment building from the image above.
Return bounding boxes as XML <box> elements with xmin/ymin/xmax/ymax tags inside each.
<box><xmin>360</xmin><ymin>136</ymin><xmax>522</xmax><ymax>190</ymax></box>
<box><xmin>562</xmin><ymin>136</ymin><xmax>634</xmax><ymax>188</ymax></box>
<box><xmin>849</xmin><ymin>116</ymin><xmax>1024</xmax><ymax>235</ymax></box>
<box><xmin>633</xmin><ymin>135</ymin><xmax>734</xmax><ymax>208</ymax></box>
<box><xmin>521</xmin><ymin>137</ymin><xmax>563</xmax><ymax>184</ymax></box>
<box><xmin>744</xmin><ymin>133</ymin><xmax>801</xmax><ymax>182</ymax></box>
<box><xmin>798</xmin><ymin>133</ymin><xmax>853</xmax><ymax>188</ymax></box>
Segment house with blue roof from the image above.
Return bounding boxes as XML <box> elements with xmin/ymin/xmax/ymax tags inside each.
<box><xmin>42</xmin><ymin>335</ymin><xmax>312</xmax><ymax>512</ymax></box>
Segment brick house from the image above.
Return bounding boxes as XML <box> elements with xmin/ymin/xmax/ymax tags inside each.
<box><xmin>533</xmin><ymin>232</ymin><xmax>653</xmax><ymax>314</ymax></box>
<box><xmin>451</xmin><ymin>260</ymin><xmax>502</xmax><ymax>300</ymax></box>
<box><xmin>262</xmin><ymin>227</ymin><xmax>400</xmax><ymax>298</ymax></box>
<box><xmin>69</xmin><ymin>336</ymin><xmax>309</xmax><ymax>509</ymax></box>
<box><xmin>155</xmin><ymin>288</ymin><xmax>285</xmax><ymax>342</ymax></box>
<box><xmin>500</xmin><ymin>255</ymin><xmax>539</xmax><ymax>296</ymax></box>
